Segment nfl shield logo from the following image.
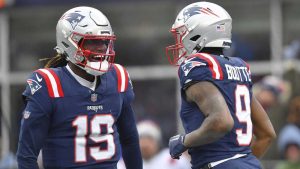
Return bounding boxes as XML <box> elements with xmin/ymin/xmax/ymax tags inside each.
<box><xmin>91</xmin><ymin>93</ymin><xmax>97</xmax><ymax>102</ymax></box>
<box><xmin>23</xmin><ymin>110</ymin><xmax>31</xmax><ymax>119</ymax></box>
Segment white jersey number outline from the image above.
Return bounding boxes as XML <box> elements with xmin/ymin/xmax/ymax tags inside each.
<box><xmin>72</xmin><ymin>114</ymin><xmax>115</xmax><ymax>162</ymax></box>
<box><xmin>235</xmin><ymin>85</ymin><xmax>253</xmax><ymax>146</ymax></box>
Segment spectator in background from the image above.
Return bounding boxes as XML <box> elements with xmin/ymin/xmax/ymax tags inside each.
<box><xmin>253</xmin><ymin>76</ymin><xmax>291</xmax><ymax>160</ymax></box>
<box><xmin>286</xmin><ymin>96</ymin><xmax>300</xmax><ymax>126</ymax></box>
<box><xmin>253</xmin><ymin>76</ymin><xmax>290</xmax><ymax>111</ymax></box>
<box><xmin>283</xmin><ymin>39</ymin><xmax>300</xmax><ymax>60</ymax></box>
<box><xmin>275</xmin><ymin>96</ymin><xmax>300</xmax><ymax>169</ymax></box>
<box><xmin>118</xmin><ymin>120</ymin><xmax>191</xmax><ymax>169</ymax></box>
<box><xmin>276</xmin><ymin>125</ymin><xmax>300</xmax><ymax>169</ymax></box>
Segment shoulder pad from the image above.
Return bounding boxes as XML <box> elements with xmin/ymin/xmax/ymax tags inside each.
<box><xmin>35</xmin><ymin>68</ymin><xmax>64</xmax><ymax>98</ymax></box>
<box><xmin>113</xmin><ymin>64</ymin><xmax>130</xmax><ymax>93</ymax></box>
<box><xmin>193</xmin><ymin>53</ymin><xmax>224</xmax><ymax>80</ymax></box>
<box><xmin>181</xmin><ymin>56</ymin><xmax>207</xmax><ymax>76</ymax></box>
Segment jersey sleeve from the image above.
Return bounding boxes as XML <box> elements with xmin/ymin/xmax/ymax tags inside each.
<box><xmin>113</xmin><ymin>64</ymin><xmax>134</xmax><ymax>102</ymax></box>
<box><xmin>17</xmin><ymin>71</ymin><xmax>53</xmax><ymax>169</ymax></box>
<box><xmin>116</xmin><ymin>96</ymin><xmax>142</xmax><ymax>169</ymax></box>
<box><xmin>113</xmin><ymin>64</ymin><xmax>141</xmax><ymax>168</ymax></box>
<box><xmin>124</xmin><ymin>72</ymin><xmax>134</xmax><ymax>103</ymax></box>
<box><xmin>179</xmin><ymin>53</ymin><xmax>223</xmax><ymax>90</ymax></box>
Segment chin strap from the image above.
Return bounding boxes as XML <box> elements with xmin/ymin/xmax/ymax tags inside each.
<box><xmin>192</xmin><ymin>38</ymin><xmax>206</xmax><ymax>53</ymax></box>
<box><xmin>84</xmin><ymin>60</ymin><xmax>109</xmax><ymax>76</ymax></box>
<box><xmin>193</xmin><ymin>44</ymin><xmax>202</xmax><ymax>53</ymax></box>
<box><xmin>85</xmin><ymin>68</ymin><xmax>106</xmax><ymax>76</ymax></box>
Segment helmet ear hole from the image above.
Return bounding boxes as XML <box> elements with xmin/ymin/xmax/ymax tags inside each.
<box><xmin>190</xmin><ymin>35</ymin><xmax>201</xmax><ymax>41</ymax></box>
<box><xmin>61</xmin><ymin>41</ymin><xmax>70</xmax><ymax>48</ymax></box>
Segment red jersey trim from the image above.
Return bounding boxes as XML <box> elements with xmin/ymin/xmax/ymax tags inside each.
<box><xmin>113</xmin><ymin>64</ymin><xmax>129</xmax><ymax>92</ymax></box>
<box><xmin>35</xmin><ymin>68</ymin><xmax>64</xmax><ymax>98</ymax></box>
<box><xmin>195</xmin><ymin>53</ymin><xmax>224</xmax><ymax>80</ymax></box>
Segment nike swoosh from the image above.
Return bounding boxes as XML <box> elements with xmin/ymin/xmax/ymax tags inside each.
<box><xmin>36</xmin><ymin>74</ymin><xmax>42</xmax><ymax>82</ymax></box>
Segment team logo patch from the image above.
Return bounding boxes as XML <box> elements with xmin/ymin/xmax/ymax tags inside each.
<box><xmin>62</xmin><ymin>12</ymin><xmax>85</xmax><ymax>29</ymax></box>
<box><xmin>27</xmin><ymin>79</ymin><xmax>42</xmax><ymax>95</ymax></box>
<box><xmin>182</xmin><ymin>61</ymin><xmax>206</xmax><ymax>76</ymax></box>
<box><xmin>183</xmin><ymin>6</ymin><xmax>219</xmax><ymax>22</ymax></box>
<box><xmin>23</xmin><ymin>110</ymin><xmax>31</xmax><ymax>119</ymax></box>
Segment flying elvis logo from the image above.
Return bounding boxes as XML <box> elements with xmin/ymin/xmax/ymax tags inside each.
<box><xmin>183</xmin><ymin>6</ymin><xmax>219</xmax><ymax>22</ymax></box>
<box><xmin>62</xmin><ymin>12</ymin><xmax>85</xmax><ymax>29</ymax></box>
<box><xmin>182</xmin><ymin>61</ymin><xmax>206</xmax><ymax>76</ymax></box>
<box><xmin>27</xmin><ymin>79</ymin><xmax>42</xmax><ymax>95</ymax></box>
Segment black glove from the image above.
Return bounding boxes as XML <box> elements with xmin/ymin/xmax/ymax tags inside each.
<box><xmin>169</xmin><ymin>134</ymin><xmax>188</xmax><ymax>159</ymax></box>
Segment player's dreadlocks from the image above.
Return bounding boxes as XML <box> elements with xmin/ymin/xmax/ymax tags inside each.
<box><xmin>41</xmin><ymin>53</ymin><xmax>68</xmax><ymax>68</ymax></box>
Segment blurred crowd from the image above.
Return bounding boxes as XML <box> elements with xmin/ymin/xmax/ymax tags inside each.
<box><xmin>253</xmin><ymin>71</ymin><xmax>300</xmax><ymax>169</ymax></box>
<box><xmin>117</xmin><ymin>120</ymin><xmax>191</xmax><ymax>169</ymax></box>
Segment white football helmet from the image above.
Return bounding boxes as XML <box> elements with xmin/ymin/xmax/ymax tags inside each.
<box><xmin>166</xmin><ymin>2</ymin><xmax>232</xmax><ymax>65</ymax></box>
<box><xmin>55</xmin><ymin>6</ymin><xmax>116</xmax><ymax>76</ymax></box>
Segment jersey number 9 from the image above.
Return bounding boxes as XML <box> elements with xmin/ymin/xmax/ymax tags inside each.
<box><xmin>235</xmin><ymin>85</ymin><xmax>253</xmax><ymax>146</ymax></box>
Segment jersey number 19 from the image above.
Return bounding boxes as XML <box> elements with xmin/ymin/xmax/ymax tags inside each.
<box><xmin>72</xmin><ymin>114</ymin><xmax>116</xmax><ymax>163</ymax></box>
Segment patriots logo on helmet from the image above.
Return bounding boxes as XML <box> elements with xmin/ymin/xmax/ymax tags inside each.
<box><xmin>63</xmin><ymin>12</ymin><xmax>85</xmax><ymax>29</ymax></box>
<box><xmin>182</xmin><ymin>60</ymin><xmax>206</xmax><ymax>76</ymax></box>
<box><xmin>183</xmin><ymin>6</ymin><xmax>219</xmax><ymax>22</ymax></box>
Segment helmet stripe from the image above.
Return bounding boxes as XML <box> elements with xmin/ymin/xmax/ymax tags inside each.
<box><xmin>200</xmin><ymin>8</ymin><xmax>219</xmax><ymax>17</ymax></box>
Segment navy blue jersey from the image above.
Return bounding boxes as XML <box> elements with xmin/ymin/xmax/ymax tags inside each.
<box><xmin>179</xmin><ymin>53</ymin><xmax>253</xmax><ymax>168</ymax></box>
<box><xmin>17</xmin><ymin>64</ymin><xmax>141</xmax><ymax>169</ymax></box>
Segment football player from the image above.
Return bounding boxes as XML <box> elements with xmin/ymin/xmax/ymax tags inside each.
<box><xmin>166</xmin><ymin>2</ymin><xmax>276</xmax><ymax>169</ymax></box>
<box><xmin>17</xmin><ymin>6</ymin><xmax>142</xmax><ymax>169</ymax></box>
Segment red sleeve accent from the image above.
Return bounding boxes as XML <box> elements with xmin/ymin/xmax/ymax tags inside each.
<box><xmin>47</xmin><ymin>68</ymin><xmax>64</xmax><ymax>97</ymax></box>
<box><xmin>36</xmin><ymin>69</ymin><xmax>54</xmax><ymax>98</ymax></box>
<box><xmin>35</xmin><ymin>69</ymin><xmax>64</xmax><ymax>98</ymax></box>
<box><xmin>195</xmin><ymin>53</ymin><xmax>224</xmax><ymax>80</ymax></box>
<box><xmin>113</xmin><ymin>64</ymin><xmax>129</xmax><ymax>92</ymax></box>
